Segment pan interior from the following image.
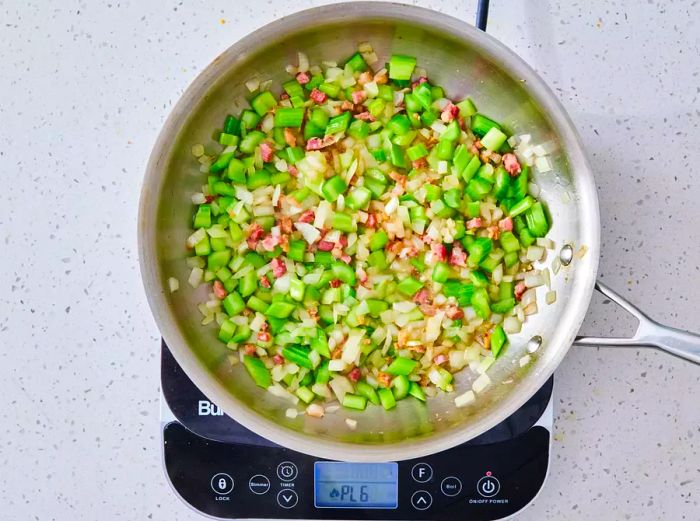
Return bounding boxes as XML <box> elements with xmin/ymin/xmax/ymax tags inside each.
<box><xmin>142</xmin><ymin>3</ymin><xmax>598</xmax><ymax>460</ymax></box>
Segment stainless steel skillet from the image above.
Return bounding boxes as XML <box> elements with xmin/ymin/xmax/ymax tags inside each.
<box><xmin>138</xmin><ymin>2</ymin><xmax>700</xmax><ymax>462</ymax></box>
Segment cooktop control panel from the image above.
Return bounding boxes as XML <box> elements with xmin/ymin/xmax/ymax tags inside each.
<box><xmin>161</xmin><ymin>342</ymin><xmax>551</xmax><ymax>520</ymax></box>
<box><xmin>164</xmin><ymin>422</ymin><xmax>548</xmax><ymax>520</ymax></box>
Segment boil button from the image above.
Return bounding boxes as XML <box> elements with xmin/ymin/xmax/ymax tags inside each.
<box><xmin>441</xmin><ymin>476</ymin><xmax>462</xmax><ymax>497</ymax></box>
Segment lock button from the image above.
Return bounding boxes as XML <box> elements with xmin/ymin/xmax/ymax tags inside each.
<box><xmin>211</xmin><ymin>473</ymin><xmax>235</xmax><ymax>495</ymax></box>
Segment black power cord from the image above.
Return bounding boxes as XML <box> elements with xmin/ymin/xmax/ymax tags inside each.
<box><xmin>476</xmin><ymin>0</ymin><xmax>490</xmax><ymax>31</ymax></box>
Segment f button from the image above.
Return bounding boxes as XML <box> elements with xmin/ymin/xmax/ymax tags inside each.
<box><xmin>411</xmin><ymin>463</ymin><xmax>433</xmax><ymax>483</ymax></box>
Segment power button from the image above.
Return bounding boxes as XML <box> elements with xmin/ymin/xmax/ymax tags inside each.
<box><xmin>476</xmin><ymin>473</ymin><xmax>500</xmax><ymax>498</ymax></box>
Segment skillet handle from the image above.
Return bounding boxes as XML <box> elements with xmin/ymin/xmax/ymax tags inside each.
<box><xmin>573</xmin><ymin>282</ymin><xmax>700</xmax><ymax>365</ymax></box>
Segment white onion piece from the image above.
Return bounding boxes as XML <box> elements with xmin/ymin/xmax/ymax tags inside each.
<box><xmin>312</xmin><ymin>383</ymin><xmax>331</xmax><ymax>400</ymax></box>
<box><xmin>477</xmin><ymin>356</ymin><xmax>495</xmax><ymax>374</ymax></box>
<box><xmin>168</xmin><ymin>277</ymin><xmax>180</xmax><ymax>293</ymax></box>
<box><xmin>249</xmin><ymin>313</ymin><xmax>266</xmax><ymax>331</ymax></box>
<box><xmin>425</xmin><ymin>311</ymin><xmax>445</xmax><ymax>342</ymax></box>
<box><xmin>535</xmin><ymin>156</ymin><xmax>552</xmax><ymax>172</ymax></box>
<box><xmin>503</xmin><ymin>316</ymin><xmax>522</xmax><ymax>334</ymax></box>
<box><xmin>245</xmin><ymin>77</ymin><xmax>260</xmax><ymax>91</ymax></box>
<box><xmin>524</xmin><ymin>272</ymin><xmax>544</xmax><ymax>288</ymax></box>
<box><xmin>526</xmin><ymin>246</ymin><xmax>545</xmax><ymax>262</ymax></box>
<box><xmin>536</xmin><ymin>237</ymin><xmax>555</xmax><ymax>249</ymax></box>
<box><xmin>268</xmin><ymin>384</ymin><xmax>298</xmax><ymax>403</ymax></box>
<box><xmin>393</xmin><ymin>301</ymin><xmax>417</xmax><ymax>313</ymax></box>
<box><xmin>286</xmin><ymin>408</ymin><xmax>298</xmax><ymax>419</ymax></box>
<box><xmin>294</xmin><ymin>222</ymin><xmax>321</xmax><ymax>244</ymax></box>
<box><xmin>524</xmin><ymin>302</ymin><xmax>539</xmax><ymax>316</ymax></box>
<box><xmin>546</xmin><ymin>290</ymin><xmax>557</xmax><ymax>304</ymax></box>
<box><xmin>519</xmin><ymin>355</ymin><xmax>531</xmax><ymax>367</ymax></box>
<box><xmin>345</xmin><ymin>418</ymin><xmax>358</xmax><ymax>430</ymax></box>
<box><xmin>328</xmin><ymin>359</ymin><xmax>348</xmax><ymax>372</ymax></box>
<box><xmin>188</xmin><ymin>268</ymin><xmax>203</xmax><ymax>288</ymax></box>
<box><xmin>551</xmin><ymin>256</ymin><xmax>562</xmax><ymax>275</ymax></box>
<box><xmin>306</xmin><ymin>403</ymin><xmax>325</xmax><ymax>418</ymax></box>
<box><xmin>455</xmin><ymin>390</ymin><xmax>475</xmax><ymax>408</ymax></box>
<box><xmin>273</xmin><ymin>273</ymin><xmax>291</xmax><ymax>294</ymax></box>
<box><xmin>329</xmin><ymin>376</ymin><xmax>353</xmax><ymax>402</ymax></box>
<box><xmin>472</xmin><ymin>373</ymin><xmax>491</xmax><ymax>393</ymax></box>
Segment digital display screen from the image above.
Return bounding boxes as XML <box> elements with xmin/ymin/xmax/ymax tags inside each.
<box><xmin>314</xmin><ymin>462</ymin><xmax>398</xmax><ymax>509</ymax></box>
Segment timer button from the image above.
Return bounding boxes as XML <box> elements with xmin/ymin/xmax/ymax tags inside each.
<box><xmin>411</xmin><ymin>462</ymin><xmax>433</xmax><ymax>483</ymax></box>
<box><xmin>411</xmin><ymin>490</ymin><xmax>433</xmax><ymax>510</ymax></box>
<box><xmin>277</xmin><ymin>489</ymin><xmax>299</xmax><ymax>509</ymax></box>
<box><xmin>441</xmin><ymin>476</ymin><xmax>462</xmax><ymax>497</ymax></box>
<box><xmin>210</xmin><ymin>473</ymin><xmax>234</xmax><ymax>495</ymax></box>
<box><xmin>277</xmin><ymin>461</ymin><xmax>298</xmax><ymax>481</ymax></box>
<box><xmin>476</xmin><ymin>473</ymin><xmax>500</xmax><ymax>498</ymax></box>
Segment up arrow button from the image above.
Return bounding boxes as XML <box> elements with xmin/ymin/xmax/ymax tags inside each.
<box><xmin>411</xmin><ymin>490</ymin><xmax>433</xmax><ymax>510</ymax></box>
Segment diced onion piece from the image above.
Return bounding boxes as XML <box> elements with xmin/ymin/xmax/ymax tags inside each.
<box><xmin>520</xmin><ymin>288</ymin><xmax>537</xmax><ymax>306</ymax></box>
<box><xmin>272</xmin><ymin>184</ymin><xmax>281</xmax><ymax>207</ymax></box>
<box><xmin>285</xmin><ymin>408</ymin><xmax>298</xmax><ymax>419</ymax></box>
<box><xmin>235</xmin><ymin>186</ymin><xmax>254</xmax><ymax>205</ymax></box>
<box><xmin>186</xmin><ymin>228</ymin><xmax>207</xmax><ymax>248</ymax></box>
<box><xmin>519</xmin><ymin>355</ymin><xmax>531</xmax><ymax>367</ymax></box>
<box><xmin>477</xmin><ymin>356</ymin><xmax>495</xmax><ymax>374</ymax></box>
<box><xmin>472</xmin><ymin>373</ymin><xmax>491</xmax><ymax>393</ymax></box>
<box><xmin>168</xmin><ymin>277</ymin><xmax>180</xmax><ymax>293</ymax></box>
<box><xmin>503</xmin><ymin>316</ymin><xmax>522</xmax><ymax>334</ymax></box>
<box><xmin>294</xmin><ymin>222</ymin><xmax>321</xmax><ymax>244</ymax></box>
<box><xmin>546</xmin><ymin>290</ymin><xmax>557</xmax><ymax>304</ymax></box>
<box><xmin>536</xmin><ymin>237</ymin><xmax>555</xmax><ymax>250</ymax></box>
<box><xmin>191</xmin><ymin>192</ymin><xmax>206</xmax><ymax>204</ymax></box>
<box><xmin>551</xmin><ymin>256</ymin><xmax>562</xmax><ymax>275</ymax></box>
<box><xmin>314</xmin><ymin>200</ymin><xmax>332</xmax><ymax>228</ymax></box>
<box><xmin>249</xmin><ymin>313</ymin><xmax>266</xmax><ymax>332</ymax></box>
<box><xmin>268</xmin><ymin>383</ymin><xmax>299</xmax><ymax>403</ymax></box>
<box><xmin>188</xmin><ymin>268</ymin><xmax>203</xmax><ymax>288</ymax></box>
<box><xmin>245</xmin><ymin>77</ymin><xmax>260</xmax><ymax>92</ymax></box>
<box><xmin>524</xmin><ymin>302</ymin><xmax>539</xmax><ymax>316</ymax></box>
<box><xmin>329</xmin><ymin>376</ymin><xmax>353</xmax><ymax>402</ymax></box>
<box><xmin>297</xmin><ymin>52</ymin><xmax>309</xmax><ymax>72</ymax></box>
<box><xmin>342</xmin><ymin>330</ymin><xmax>364</xmax><ymax>364</ymax></box>
<box><xmin>328</xmin><ymin>359</ymin><xmax>348</xmax><ymax>372</ymax></box>
<box><xmin>524</xmin><ymin>272</ymin><xmax>544</xmax><ymax>288</ymax></box>
<box><xmin>454</xmin><ymin>390</ymin><xmax>475</xmax><ymax>408</ymax></box>
<box><xmin>306</xmin><ymin>403</ymin><xmax>325</xmax><ymax>418</ymax></box>
<box><xmin>526</xmin><ymin>246</ymin><xmax>545</xmax><ymax>262</ymax></box>
<box><xmin>534</xmin><ymin>156</ymin><xmax>552</xmax><ymax>172</ymax></box>
<box><xmin>345</xmin><ymin>418</ymin><xmax>358</xmax><ymax>430</ymax></box>
<box><xmin>385</xmin><ymin>197</ymin><xmax>399</xmax><ymax>215</ymax></box>
<box><xmin>311</xmin><ymin>383</ymin><xmax>331</xmax><ymax>399</ymax></box>
<box><xmin>425</xmin><ymin>311</ymin><xmax>445</xmax><ymax>342</ymax></box>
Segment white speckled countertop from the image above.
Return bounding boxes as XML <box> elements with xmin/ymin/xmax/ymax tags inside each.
<box><xmin>1</xmin><ymin>0</ymin><xmax>698</xmax><ymax>519</ymax></box>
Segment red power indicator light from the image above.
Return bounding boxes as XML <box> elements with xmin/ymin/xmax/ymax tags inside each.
<box><xmin>485</xmin><ymin>471</ymin><xmax>492</xmax><ymax>477</ymax></box>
